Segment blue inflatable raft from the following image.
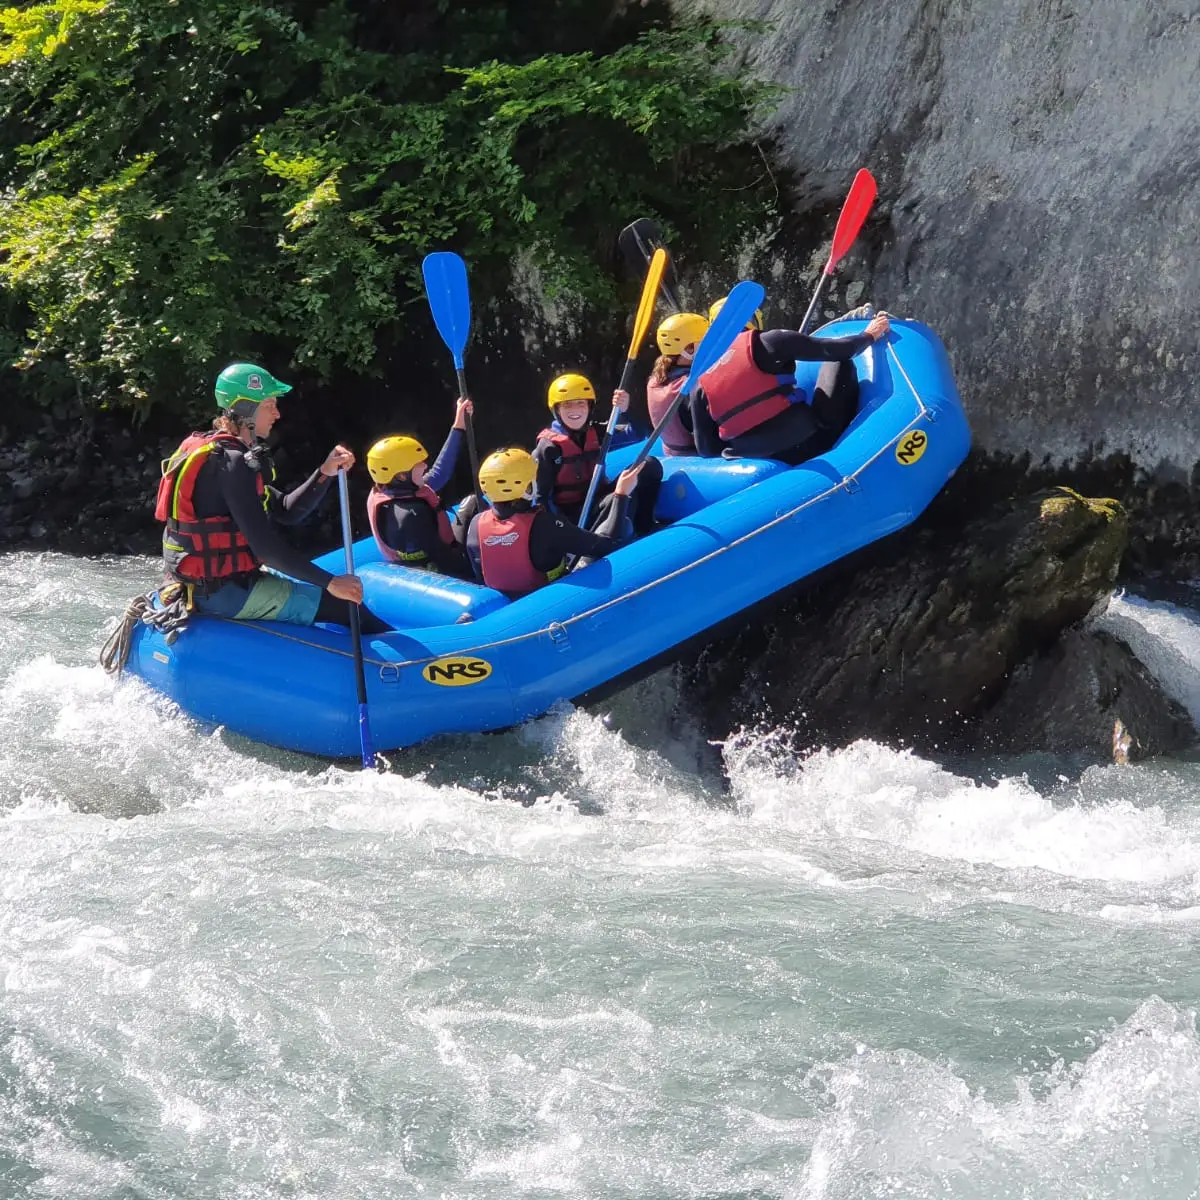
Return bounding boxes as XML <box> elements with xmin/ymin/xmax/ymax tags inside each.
<box><xmin>123</xmin><ymin>318</ymin><xmax>970</xmax><ymax>757</ymax></box>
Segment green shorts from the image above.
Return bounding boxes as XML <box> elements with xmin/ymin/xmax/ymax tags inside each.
<box><xmin>192</xmin><ymin>573</ymin><xmax>323</xmax><ymax>625</ymax></box>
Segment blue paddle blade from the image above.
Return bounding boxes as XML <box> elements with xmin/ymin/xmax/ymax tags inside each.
<box><xmin>421</xmin><ymin>252</ymin><xmax>471</xmax><ymax>371</ymax></box>
<box><xmin>680</xmin><ymin>279</ymin><xmax>767</xmax><ymax>397</ymax></box>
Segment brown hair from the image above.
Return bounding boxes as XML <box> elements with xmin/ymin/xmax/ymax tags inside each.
<box><xmin>212</xmin><ymin>412</ymin><xmax>250</xmax><ymax>436</ymax></box>
<box><xmin>650</xmin><ymin>353</ymin><xmax>681</xmax><ymax>386</ymax></box>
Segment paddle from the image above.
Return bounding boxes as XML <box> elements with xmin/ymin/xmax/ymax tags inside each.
<box><xmin>618</xmin><ymin>218</ymin><xmax>682</xmax><ymax>314</ymax></box>
<box><xmin>798</xmin><ymin>169</ymin><xmax>877</xmax><ymax>334</ymax></box>
<box><xmin>628</xmin><ymin>278</ymin><xmax>766</xmax><ymax>472</ymax></box>
<box><xmin>421</xmin><ymin>251</ymin><xmax>483</xmax><ymax>508</ymax></box>
<box><xmin>336</xmin><ymin>468</ymin><xmax>375</xmax><ymax>770</ymax></box>
<box><xmin>577</xmin><ymin>247</ymin><xmax>668</xmax><ymax>530</ymax></box>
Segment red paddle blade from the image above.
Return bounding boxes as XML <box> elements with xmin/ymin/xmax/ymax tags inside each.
<box><xmin>825</xmin><ymin>168</ymin><xmax>877</xmax><ymax>274</ymax></box>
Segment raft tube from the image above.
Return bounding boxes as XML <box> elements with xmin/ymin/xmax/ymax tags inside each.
<box><xmin>124</xmin><ymin>318</ymin><xmax>970</xmax><ymax>757</ymax></box>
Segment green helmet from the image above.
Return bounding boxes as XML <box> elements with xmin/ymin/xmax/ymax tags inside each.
<box><xmin>214</xmin><ymin>362</ymin><xmax>292</xmax><ymax>414</ymax></box>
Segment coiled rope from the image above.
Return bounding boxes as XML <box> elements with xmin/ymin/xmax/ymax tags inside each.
<box><xmin>100</xmin><ymin>586</ymin><xmax>192</xmax><ymax>675</ymax></box>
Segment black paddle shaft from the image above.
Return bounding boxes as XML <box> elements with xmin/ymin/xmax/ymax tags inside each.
<box><xmin>578</xmin><ymin>356</ymin><xmax>639</xmax><ymax>528</ymax></box>
<box><xmin>619</xmin><ymin>219</ymin><xmax>682</xmax><ymax>314</ymax></box>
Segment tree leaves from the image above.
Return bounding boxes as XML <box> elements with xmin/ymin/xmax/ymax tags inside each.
<box><xmin>0</xmin><ymin>0</ymin><xmax>781</xmax><ymax>416</ymax></box>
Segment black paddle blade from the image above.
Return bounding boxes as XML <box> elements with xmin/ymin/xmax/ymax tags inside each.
<box><xmin>618</xmin><ymin>217</ymin><xmax>682</xmax><ymax>313</ymax></box>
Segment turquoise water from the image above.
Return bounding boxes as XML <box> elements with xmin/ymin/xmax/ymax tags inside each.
<box><xmin>3</xmin><ymin>552</ymin><xmax>1200</xmax><ymax>1198</ymax></box>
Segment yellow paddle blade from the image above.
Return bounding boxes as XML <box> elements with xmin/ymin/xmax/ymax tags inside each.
<box><xmin>627</xmin><ymin>247</ymin><xmax>667</xmax><ymax>361</ymax></box>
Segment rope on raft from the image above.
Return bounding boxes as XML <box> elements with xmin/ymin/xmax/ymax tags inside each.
<box><xmin>100</xmin><ymin>586</ymin><xmax>192</xmax><ymax>675</ymax></box>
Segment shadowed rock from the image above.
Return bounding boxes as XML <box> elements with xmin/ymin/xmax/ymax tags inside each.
<box><xmin>682</xmin><ymin>488</ymin><xmax>1194</xmax><ymax>759</ymax></box>
<box><xmin>970</xmin><ymin>627</ymin><xmax>1195</xmax><ymax>762</ymax></box>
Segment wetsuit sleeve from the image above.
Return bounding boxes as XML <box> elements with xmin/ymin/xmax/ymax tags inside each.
<box><xmin>532</xmin><ymin>439</ymin><xmax>562</xmax><ymax>511</ymax></box>
<box><xmin>689</xmin><ymin>388</ymin><xmax>726</xmax><ymax>458</ymax></box>
<box><xmin>220</xmin><ymin>456</ymin><xmax>334</xmax><ymax>588</ymax></box>
<box><xmin>267</xmin><ymin>467</ymin><xmax>334</xmax><ymax>526</ymax></box>
<box><xmin>756</xmin><ymin>329</ymin><xmax>873</xmax><ymax>371</ymax></box>
<box><xmin>528</xmin><ymin>500</ymin><xmax>630</xmax><ymax>570</ymax></box>
<box><xmin>423</xmin><ymin>428</ymin><xmax>464</xmax><ymax>494</ymax></box>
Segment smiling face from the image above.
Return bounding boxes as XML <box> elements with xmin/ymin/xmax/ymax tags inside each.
<box><xmin>555</xmin><ymin>399</ymin><xmax>591</xmax><ymax>430</ymax></box>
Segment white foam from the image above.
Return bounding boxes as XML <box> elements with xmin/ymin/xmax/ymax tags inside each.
<box><xmin>793</xmin><ymin>998</ymin><xmax>1200</xmax><ymax>1200</ymax></box>
<box><xmin>1095</xmin><ymin>591</ymin><xmax>1200</xmax><ymax>725</ymax></box>
<box><xmin>724</xmin><ymin>734</ymin><xmax>1200</xmax><ymax>890</ymax></box>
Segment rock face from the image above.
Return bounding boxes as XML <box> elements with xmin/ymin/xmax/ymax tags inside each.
<box><xmin>682</xmin><ymin>488</ymin><xmax>1195</xmax><ymax>758</ymax></box>
<box><xmin>971</xmin><ymin>627</ymin><xmax>1195</xmax><ymax>761</ymax></box>
<box><xmin>692</xmin><ymin>0</ymin><xmax>1200</xmax><ymax>471</ymax></box>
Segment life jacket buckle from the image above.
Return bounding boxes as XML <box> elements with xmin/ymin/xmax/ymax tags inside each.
<box><xmin>547</xmin><ymin>622</ymin><xmax>571</xmax><ymax>652</ymax></box>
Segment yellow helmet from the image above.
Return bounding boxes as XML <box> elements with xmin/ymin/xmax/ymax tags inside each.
<box><xmin>656</xmin><ymin>312</ymin><xmax>709</xmax><ymax>356</ymax></box>
<box><xmin>547</xmin><ymin>372</ymin><xmax>596</xmax><ymax>411</ymax></box>
<box><xmin>479</xmin><ymin>447</ymin><xmax>536</xmax><ymax>503</ymax></box>
<box><xmin>708</xmin><ymin>296</ymin><xmax>765</xmax><ymax>331</ymax></box>
<box><xmin>367</xmin><ymin>435</ymin><xmax>427</xmax><ymax>485</ymax></box>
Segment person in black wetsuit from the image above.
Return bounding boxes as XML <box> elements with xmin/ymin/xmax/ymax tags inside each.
<box><xmin>465</xmin><ymin>447</ymin><xmax>645</xmax><ymax>597</ymax></box>
<box><xmin>365</xmin><ymin>396</ymin><xmax>475</xmax><ymax>579</ymax></box>
<box><xmin>533</xmin><ymin>372</ymin><xmax>661</xmax><ymax>535</ymax></box>
<box><xmin>156</xmin><ymin>362</ymin><xmax>390</xmax><ymax>632</ymax></box>
<box><xmin>690</xmin><ymin>308</ymin><xmax>891</xmax><ymax>464</ymax></box>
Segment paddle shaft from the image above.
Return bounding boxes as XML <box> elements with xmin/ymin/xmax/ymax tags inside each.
<box><xmin>337</xmin><ymin>469</ymin><xmax>375</xmax><ymax>770</ymax></box>
<box><xmin>629</xmin><ymin>370</ymin><xmax>685</xmax><ymax>472</ymax></box>
<box><xmin>577</xmin><ymin>357</ymin><xmax>636</xmax><ymax>529</ymax></box>
<box><xmin>455</xmin><ymin>366</ymin><xmax>484</xmax><ymax>509</ymax></box>
<box><xmin>799</xmin><ymin>270</ymin><xmax>832</xmax><ymax>336</ymax></box>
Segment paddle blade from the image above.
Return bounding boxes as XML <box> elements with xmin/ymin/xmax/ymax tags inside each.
<box><xmin>618</xmin><ymin>217</ymin><xmax>682</xmax><ymax>312</ymax></box>
<box><xmin>627</xmin><ymin>248</ymin><xmax>667</xmax><ymax>361</ymax></box>
<box><xmin>825</xmin><ymin>168</ymin><xmax>877</xmax><ymax>274</ymax></box>
<box><xmin>680</xmin><ymin>279</ymin><xmax>766</xmax><ymax>398</ymax></box>
<box><xmin>421</xmin><ymin>251</ymin><xmax>471</xmax><ymax>370</ymax></box>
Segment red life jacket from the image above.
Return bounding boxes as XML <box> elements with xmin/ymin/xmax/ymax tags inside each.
<box><xmin>646</xmin><ymin>366</ymin><xmax>695</xmax><ymax>455</ymax></box>
<box><xmin>366</xmin><ymin>483</ymin><xmax>454</xmax><ymax>567</ymax></box>
<box><xmin>476</xmin><ymin>508</ymin><xmax>566</xmax><ymax>598</ymax></box>
<box><xmin>155</xmin><ymin>431</ymin><xmax>265</xmax><ymax>584</ymax></box>
<box><xmin>538</xmin><ymin>425</ymin><xmax>601</xmax><ymax>509</ymax></box>
<box><xmin>698</xmin><ymin>331</ymin><xmax>798</xmax><ymax>440</ymax></box>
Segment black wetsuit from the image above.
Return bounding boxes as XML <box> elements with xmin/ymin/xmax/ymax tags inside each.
<box><xmin>465</xmin><ymin>494</ymin><xmax>633</xmax><ymax>584</ymax></box>
<box><xmin>691</xmin><ymin>329</ymin><xmax>874</xmax><ymax>464</ymax></box>
<box><xmin>533</xmin><ymin>422</ymin><xmax>662</xmax><ymax>534</ymax></box>
<box><xmin>194</xmin><ymin>442</ymin><xmax>389</xmax><ymax>632</ymax></box>
<box><xmin>372</xmin><ymin>429</ymin><xmax>473</xmax><ymax>579</ymax></box>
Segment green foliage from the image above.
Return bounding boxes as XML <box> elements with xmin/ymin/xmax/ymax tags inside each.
<box><xmin>0</xmin><ymin>0</ymin><xmax>782</xmax><ymax>417</ymax></box>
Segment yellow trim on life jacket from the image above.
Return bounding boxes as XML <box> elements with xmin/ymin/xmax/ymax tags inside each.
<box><xmin>166</xmin><ymin>438</ymin><xmax>272</xmax><ymax>522</ymax></box>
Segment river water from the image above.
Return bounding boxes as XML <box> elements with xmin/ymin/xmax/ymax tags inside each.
<box><xmin>3</xmin><ymin>551</ymin><xmax>1200</xmax><ymax>1199</ymax></box>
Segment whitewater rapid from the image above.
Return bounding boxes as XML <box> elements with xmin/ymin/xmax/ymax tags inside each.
<box><xmin>3</xmin><ymin>553</ymin><xmax>1200</xmax><ymax>1198</ymax></box>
